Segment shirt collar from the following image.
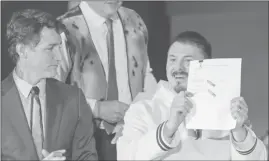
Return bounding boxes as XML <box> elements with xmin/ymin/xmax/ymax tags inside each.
<box><xmin>79</xmin><ymin>1</ymin><xmax>119</xmax><ymax>27</ymax></box>
<box><xmin>13</xmin><ymin>69</ymin><xmax>46</xmax><ymax>98</ymax></box>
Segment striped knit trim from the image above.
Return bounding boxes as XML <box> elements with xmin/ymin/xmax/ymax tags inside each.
<box><xmin>156</xmin><ymin>121</ymin><xmax>172</xmax><ymax>151</ymax></box>
<box><xmin>236</xmin><ymin>137</ymin><xmax>258</xmax><ymax>155</ymax></box>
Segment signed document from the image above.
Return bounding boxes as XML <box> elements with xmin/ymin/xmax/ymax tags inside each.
<box><xmin>186</xmin><ymin>58</ymin><xmax>242</xmax><ymax>130</ymax></box>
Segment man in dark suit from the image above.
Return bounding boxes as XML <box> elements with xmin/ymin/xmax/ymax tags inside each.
<box><xmin>1</xmin><ymin>9</ymin><xmax>98</xmax><ymax>160</ymax></box>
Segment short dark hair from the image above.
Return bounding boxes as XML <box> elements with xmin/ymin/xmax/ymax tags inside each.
<box><xmin>6</xmin><ymin>9</ymin><xmax>66</xmax><ymax>64</ymax></box>
<box><xmin>172</xmin><ymin>31</ymin><xmax>212</xmax><ymax>59</ymax></box>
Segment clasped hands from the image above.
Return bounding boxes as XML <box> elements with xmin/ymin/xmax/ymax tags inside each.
<box><xmin>41</xmin><ymin>149</ymin><xmax>66</xmax><ymax>161</ymax></box>
<box><xmin>97</xmin><ymin>100</ymin><xmax>129</xmax><ymax>144</ymax></box>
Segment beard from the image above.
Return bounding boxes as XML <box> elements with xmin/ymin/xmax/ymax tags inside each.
<box><xmin>173</xmin><ymin>82</ymin><xmax>186</xmax><ymax>93</ymax></box>
<box><xmin>171</xmin><ymin>70</ymin><xmax>188</xmax><ymax>93</ymax></box>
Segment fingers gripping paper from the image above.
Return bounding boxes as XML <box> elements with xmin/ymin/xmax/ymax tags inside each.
<box><xmin>186</xmin><ymin>58</ymin><xmax>242</xmax><ymax>130</ymax></box>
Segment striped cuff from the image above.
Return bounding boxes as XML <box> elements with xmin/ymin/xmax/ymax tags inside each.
<box><xmin>236</xmin><ymin>138</ymin><xmax>258</xmax><ymax>155</ymax></box>
<box><xmin>156</xmin><ymin>121</ymin><xmax>173</xmax><ymax>151</ymax></box>
<box><xmin>231</xmin><ymin>125</ymin><xmax>258</xmax><ymax>155</ymax></box>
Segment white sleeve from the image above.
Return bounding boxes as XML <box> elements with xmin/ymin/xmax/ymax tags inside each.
<box><xmin>117</xmin><ymin>102</ymin><xmax>180</xmax><ymax>160</ymax></box>
<box><xmin>230</xmin><ymin>126</ymin><xmax>267</xmax><ymax>160</ymax></box>
<box><xmin>85</xmin><ymin>98</ymin><xmax>98</xmax><ymax>118</ymax></box>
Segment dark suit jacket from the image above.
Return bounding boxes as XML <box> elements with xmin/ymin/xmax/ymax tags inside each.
<box><xmin>1</xmin><ymin>73</ymin><xmax>98</xmax><ymax>160</ymax></box>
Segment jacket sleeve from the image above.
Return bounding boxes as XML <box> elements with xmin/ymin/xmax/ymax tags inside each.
<box><xmin>72</xmin><ymin>89</ymin><xmax>98</xmax><ymax>160</ymax></box>
<box><xmin>131</xmin><ymin>9</ymin><xmax>157</xmax><ymax>94</ymax></box>
<box><xmin>117</xmin><ymin>101</ymin><xmax>180</xmax><ymax>160</ymax></box>
<box><xmin>58</xmin><ymin>17</ymin><xmax>85</xmax><ymax>89</ymax></box>
<box><xmin>141</xmin><ymin>15</ymin><xmax>157</xmax><ymax>94</ymax></box>
<box><xmin>230</xmin><ymin>126</ymin><xmax>267</xmax><ymax>160</ymax></box>
<box><xmin>144</xmin><ymin>60</ymin><xmax>158</xmax><ymax>94</ymax></box>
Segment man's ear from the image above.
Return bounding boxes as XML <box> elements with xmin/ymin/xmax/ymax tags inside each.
<box><xmin>16</xmin><ymin>43</ymin><xmax>28</xmax><ymax>59</ymax></box>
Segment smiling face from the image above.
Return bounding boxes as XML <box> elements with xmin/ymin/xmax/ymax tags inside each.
<box><xmin>166</xmin><ymin>42</ymin><xmax>206</xmax><ymax>93</ymax></box>
<box><xmin>21</xmin><ymin>26</ymin><xmax>62</xmax><ymax>79</ymax></box>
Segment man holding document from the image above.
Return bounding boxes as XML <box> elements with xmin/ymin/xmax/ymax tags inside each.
<box><xmin>117</xmin><ymin>31</ymin><xmax>267</xmax><ymax>160</ymax></box>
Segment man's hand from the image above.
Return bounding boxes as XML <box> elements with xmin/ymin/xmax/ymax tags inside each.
<box><xmin>98</xmin><ymin>100</ymin><xmax>129</xmax><ymax>124</ymax></box>
<box><xmin>42</xmin><ymin>149</ymin><xmax>66</xmax><ymax>161</ymax></box>
<box><xmin>111</xmin><ymin>123</ymin><xmax>124</xmax><ymax>144</ymax></box>
<box><xmin>230</xmin><ymin>97</ymin><xmax>249</xmax><ymax>142</ymax></box>
<box><xmin>164</xmin><ymin>91</ymin><xmax>194</xmax><ymax>140</ymax></box>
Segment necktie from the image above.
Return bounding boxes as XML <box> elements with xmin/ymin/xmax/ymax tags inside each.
<box><xmin>105</xmin><ymin>18</ymin><xmax>118</xmax><ymax>100</ymax></box>
<box><xmin>30</xmin><ymin>86</ymin><xmax>44</xmax><ymax>160</ymax></box>
<box><xmin>103</xmin><ymin>19</ymin><xmax>118</xmax><ymax>134</ymax></box>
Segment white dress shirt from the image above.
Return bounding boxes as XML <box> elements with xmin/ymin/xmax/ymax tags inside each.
<box><xmin>13</xmin><ymin>69</ymin><xmax>46</xmax><ymax>137</ymax></box>
<box><xmin>79</xmin><ymin>1</ymin><xmax>132</xmax><ymax>111</ymax></box>
<box><xmin>117</xmin><ymin>80</ymin><xmax>267</xmax><ymax>160</ymax></box>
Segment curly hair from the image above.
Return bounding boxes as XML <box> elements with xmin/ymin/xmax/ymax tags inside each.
<box><xmin>172</xmin><ymin>31</ymin><xmax>212</xmax><ymax>59</ymax></box>
<box><xmin>6</xmin><ymin>9</ymin><xmax>66</xmax><ymax>64</ymax></box>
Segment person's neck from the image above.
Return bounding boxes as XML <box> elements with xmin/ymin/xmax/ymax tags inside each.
<box><xmin>96</xmin><ymin>12</ymin><xmax>115</xmax><ymax>20</ymax></box>
<box><xmin>86</xmin><ymin>3</ymin><xmax>117</xmax><ymax>19</ymax></box>
<box><xmin>15</xmin><ymin>64</ymin><xmax>41</xmax><ymax>85</ymax></box>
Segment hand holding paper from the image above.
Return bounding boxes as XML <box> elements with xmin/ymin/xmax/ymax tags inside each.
<box><xmin>186</xmin><ymin>58</ymin><xmax>242</xmax><ymax>130</ymax></box>
<box><xmin>164</xmin><ymin>92</ymin><xmax>194</xmax><ymax>139</ymax></box>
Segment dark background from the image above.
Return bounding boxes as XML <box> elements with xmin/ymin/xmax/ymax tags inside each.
<box><xmin>1</xmin><ymin>1</ymin><xmax>268</xmax><ymax>137</ymax></box>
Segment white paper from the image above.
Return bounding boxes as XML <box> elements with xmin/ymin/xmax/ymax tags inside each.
<box><xmin>186</xmin><ymin>58</ymin><xmax>242</xmax><ymax>130</ymax></box>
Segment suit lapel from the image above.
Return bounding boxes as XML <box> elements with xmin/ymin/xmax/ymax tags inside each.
<box><xmin>44</xmin><ymin>79</ymin><xmax>64</xmax><ymax>152</ymax></box>
<box><xmin>117</xmin><ymin>10</ymin><xmax>129</xmax><ymax>59</ymax></box>
<box><xmin>2</xmin><ymin>74</ymin><xmax>39</xmax><ymax>160</ymax></box>
<box><xmin>74</xmin><ymin>13</ymin><xmax>108</xmax><ymax>99</ymax></box>
<box><xmin>80</xmin><ymin>13</ymin><xmax>106</xmax><ymax>75</ymax></box>
<box><xmin>117</xmin><ymin>9</ymin><xmax>133</xmax><ymax>100</ymax></box>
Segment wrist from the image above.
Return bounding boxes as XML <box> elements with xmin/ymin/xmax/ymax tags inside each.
<box><xmin>231</xmin><ymin>126</ymin><xmax>248</xmax><ymax>142</ymax></box>
<box><xmin>232</xmin><ymin>125</ymin><xmax>245</xmax><ymax>133</ymax></box>
<box><xmin>164</xmin><ymin>121</ymin><xmax>177</xmax><ymax>138</ymax></box>
<box><xmin>95</xmin><ymin>101</ymin><xmax>102</xmax><ymax>119</ymax></box>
